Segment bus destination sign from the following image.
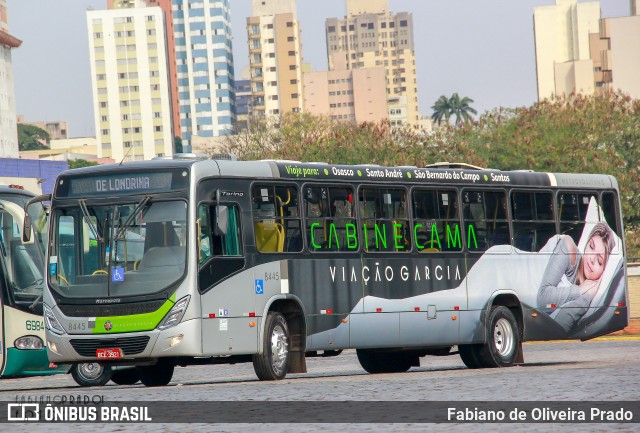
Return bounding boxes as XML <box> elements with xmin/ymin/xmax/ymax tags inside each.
<box><xmin>65</xmin><ymin>172</ymin><xmax>174</xmax><ymax>197</ymax></box>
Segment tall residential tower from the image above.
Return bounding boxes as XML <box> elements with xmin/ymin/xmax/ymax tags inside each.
<box><xmin>0</xmin><ymin>0</ymin><xmax>21</xmax><ymax>158</ymax></box>
<box><xmin>87</xmin><ymin>5</ymin><xmax>175</xmax><ymax>161</ymax></box>
<box><xmin>247</xmin><ymin>0</ymin><xmax>304</xmax><ymax>120</ymax></box>
<box><xmin>172</xmin><ymin>0</ymin><xmax>236</xmax><ymax>148</ymax></box>
<box><xmin>325</xmin><ymin>0</ymin><xmax>419</xmax><ymax>128</ymax></box>
<box><xmin>533</xmin><ymin>0</ymin><xmax>601</xmax><ymax>99</ymax></box>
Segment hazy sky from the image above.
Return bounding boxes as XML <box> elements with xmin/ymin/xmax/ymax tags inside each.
<box><xmin>9</xmin><ymin>0</ymin><xmax>632</xmax><ymax>138</ymax></box>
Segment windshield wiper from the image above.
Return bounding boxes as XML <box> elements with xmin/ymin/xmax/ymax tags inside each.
<box><xmin>115</xmin><ymin>196</ymin><xmax>151</xmax><ymax>241</ymax></box>
<box><xmin>29</xmin><ymin>294</ymin><xmax>43</xmax><ymax>312</ymax></box>
<box><xmin>79</xmin><ymin>199</ymin><xmax>102</xmax><ymax>242</ymax></box>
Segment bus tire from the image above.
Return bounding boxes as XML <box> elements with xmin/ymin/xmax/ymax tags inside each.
<box><xmin>137</xmin><ymin>359</ymin><xmax>174</xmax><ymax>387</ymax></box>
<box><xmin>478</xmin><ymin>306</ymin><xmax>519</xmax><ymax>368</ymax></box>
<box><xmin>71</xmin><ymin>363</ymin><xmax>112</xmax><ymax>387</ymax></box>
<box><xmin>253</xmin><ymin>312</ymin><xmax>290</xmax><ymax>380</ymax></box>
<box><xmin>458</xmin><ymin>344</ymin><xmax>483</xmax><ymax>369</ymax></box>
<box><xmin>110</xmin><ymin>368</ymin><xmax>140</xmax><ymax>385</ymax></box>
<box><xmin>356</xmin><ymin>350</ymin><xmax>413</xmax><ymax>374</ymax></box>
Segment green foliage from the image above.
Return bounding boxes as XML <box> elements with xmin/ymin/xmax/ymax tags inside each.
<box><xmin>68</xmin><ymin>159</ymin><xmax>98</xmax><ymax>169</ymax></box>
<box><xmin>174</xmin><ymin>136</ymin><xmax>183</xmax><ymax>154</ymax></box>
<box><xmin>18</xmin><ymin>124</ymin><xmax>50</xmax><ymax>151</ymax></box>
<box><xmin>223</xmin><ymin>92</ymin><xmax>640</xmax><ymax>256</ymax></box>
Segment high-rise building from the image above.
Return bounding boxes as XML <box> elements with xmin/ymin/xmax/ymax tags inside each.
<box><xmin>597</xmin><ymin>13</ymin><xmax>640</xmax><ymax>98</ymax></box>
<box><xmin>110</xmin><ymin>0</ymin><xmax>182</xmax><ymax>141</ymax></box>
<box><xmin>0</xmin><ymin>0</ymin><xmax>21</xmax><ymax>158</ymax></box>
<box><xmin>173</xmin><ymin>0</ymin><xmax>236</xmax><ymax>150</ymax></box>
<box><xmin>87</xmin><ymin>6</ymin><xmax>175</xmax><ymax>161</ymax></box>
<box><xmin>235</xmin><ymin>75</ymin><xmax>252</xmax><ymax>131</ymax></box>
<box><xmin>533</xmin><ymin>0</ymin><xmax>601</xmax><ymax>100</ymax></box>
<box><xmin>632</xmin><ymin>0</ymin><xmax>639</xmax><ymax>16</ymax></box>
<box><xmin>303</xmin><ymin>68</ymin><xmax>388</xmax><ymax>123</ymax></box>
<box><xmin>325</xmin><ymin>0</ymin><xmax>419</xmax><ymax>128</ymax></box>
<box><xmin>247</xmin><ymin>0</ymin><xmax>304</xmax><ymax>120</ymax></box>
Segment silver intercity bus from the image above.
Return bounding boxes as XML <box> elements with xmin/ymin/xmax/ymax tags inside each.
<box><xmin>33</xmin><ymin>157</ymin><xmax>629</xmax><ymax>386</ymax></box>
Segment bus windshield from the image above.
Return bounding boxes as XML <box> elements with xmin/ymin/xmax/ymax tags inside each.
<box><xmin>50</xmin><ymin>199</ymin><xmax>187</xmax><ymax>298</ymax></box>
<box><xmin>0</xmin><ymin>198</ymin><xmax>46</xmax><ymax>313</ymax></box>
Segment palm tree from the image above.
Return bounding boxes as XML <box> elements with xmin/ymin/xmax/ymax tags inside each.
<box><xmin>448</xmin><ymin>93</ymin><xmax>477</xmax><ymax>125</ymax></box>
<box><xmin>431</xmin><ymin>95</ymin><xmax>452</xmax><ymax>125</ymax></box>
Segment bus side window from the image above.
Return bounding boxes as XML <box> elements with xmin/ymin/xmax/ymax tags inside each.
<box><xmin>558</xmin><ymin>192</ymin><xmax>597</xmax><ymax>244</ymax></box>
<box><xmin>512</xmin><ymin>191</ymin><xmax>556</xmax><ymax>252</ymax></box>
<box><xmin>412</xmin><ymin>189</ymin><xmax>461</xmax><ymax>252</ymax></box>
<box><xmin>304</xmin><ymin>186</ymin><xmax>356</xmax><ymax>252</ymax></box>
<box><xmin>198</xmin><ymin>203</ymin><xmax>243</xmax><ymax>264</ymax></box>
<box><xmin>252</xmin><ymin>184</ymin><xmax>301</xmax><ymax>253</ymax></box>
<box><xmin>602</xmin><ymin>192</ymin><xmax>621</xmax><ymax>238</ymax></box>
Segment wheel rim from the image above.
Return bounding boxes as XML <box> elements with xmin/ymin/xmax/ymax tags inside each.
<box><xmin>493</xmin><ymin>318</ymin><xmax>515</xmax><ymax>357</ymax></box>
<box><xmin>270</xmin><ymin>324</ymin><xmax>289</xmax><ymax>373</ymax></box>
<box><xmin>77</xmin><ymin>363</ymin><xmax>103</xmax><ymax>380</ymax></box>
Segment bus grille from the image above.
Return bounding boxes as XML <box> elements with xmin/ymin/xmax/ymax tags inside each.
<box><xmin>69</xmin><ymin>336</ymin><xmax>150</xmax><ymax>357</ymax></box>
<box><xmin>59</xmin><ymin>301</ymin><xmax>166</xmax><ymax>318</ymax></box>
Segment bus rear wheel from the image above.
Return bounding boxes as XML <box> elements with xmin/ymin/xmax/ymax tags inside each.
<box><xmin>471</xmin><ymin>306</ymin><xmax>520</xmax><ymax>368</ymax></box>
<box><xmin>356</xmin><ymin>350</ymin><xmax>414</xmax><ymax>374</ymax></box>
<box><xmin>71</xmin><ymin>363</ymin><xmax>112</xmax><ymax>387</ymax></box>
<box><xmin>253</xmin><ymin>312</ymin><xmax>290</xmax><ymax>380</ymax></box>
<box><xmin>137</xmin><ymin>359</ymin><xmax>174</xmax><ymax>387</ymax></box>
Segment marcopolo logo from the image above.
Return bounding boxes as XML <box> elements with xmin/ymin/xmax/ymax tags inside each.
<box><xmin>104</xmin><ymin>321</ymin><xmax>113</xmax><ymax>331</ymax></box>
<box><xmin>8</xmin><ymin>403</ymin><xmax>40</xmax><ymax>421</ymax></box>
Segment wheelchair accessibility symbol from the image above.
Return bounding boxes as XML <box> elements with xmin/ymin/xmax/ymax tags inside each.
<box><xmin>112</xmin><ymin>267</ymin><xmax>125</xmax><ymax>283</ymax></box>
<box><xmin>255</xmin><ymin>279</ymin><xmax>264</xmax><ymax>295</ymax></box>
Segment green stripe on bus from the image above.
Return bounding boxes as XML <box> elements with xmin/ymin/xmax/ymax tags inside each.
<box><xmin>91</xmin><ymin>294</ymin><xmax>176</xmax><ymax>334</ymax></box>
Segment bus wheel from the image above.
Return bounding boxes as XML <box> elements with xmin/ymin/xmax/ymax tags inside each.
<box><xmin>478</xmin><ymin>306</ymin><xmax>519</xmax><ymax>368</ymax></box>
<box><xmin>253</xmin><ymin>312</ymin><xmax>290</xmax><ymax>380</ymax></box>
<box><xmin>458</xmin><ymin>344</ymin><xmax>483</xmax><ymax>369</ymax></box>
<box><xmin>137</xmin><ymin>359</ymin><xmax>174</xmax><ymax>387</ymax></box>
<box><xmin>356</xmin><ymin>350</ymin><xmax>413</xmax><ymax>374</ymax></box>
<box><xmin>111</xmin><ymin>368</ymin><xmax>140</xmax><ymax>385</ymax></box>
<box><xmin>71</xmin><ymin>363</ymin><xmax>112</xmax><ymax>387</ymax></box>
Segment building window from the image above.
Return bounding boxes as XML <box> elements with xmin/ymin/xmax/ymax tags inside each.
<box><xmin>328</xmin><ymin>25</ymin><xmax>336</xmax><ymax>33</ymax></box>
<box><xmin>287</xmin><ymin>22</ymin><xmax>293</xmax><ymax>27</ymax></box>
<box><xmin>400</xmin><ymin>20</ymin><xmax>408</xmax><ymax>27</ymax></box>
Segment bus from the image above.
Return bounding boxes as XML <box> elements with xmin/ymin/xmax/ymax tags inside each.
<box><xmin>0</xmin><ymin>185</ymin><xmax>67</xmax><ymax>378</ymax></box>
<box><xmin>32</xmin><ymin>157</ymin><xmax>629</xmax><ymax>386</ymax></box>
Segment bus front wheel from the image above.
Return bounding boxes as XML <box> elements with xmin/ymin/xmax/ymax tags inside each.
<box><xmin>71</xmin><ymin>363</ymin><xmax>112</xmax><ymax>387</ymax></box>
<box><xmin>137</xmin><ymin>359</ymin><xmax>174</xmax><ymax>387</ymax></box>
<box><xmin>253</xmin><ymin>312</ymin><xmax>290</xmax><ymax>380</ymax></box>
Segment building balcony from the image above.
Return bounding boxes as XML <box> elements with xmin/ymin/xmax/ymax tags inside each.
<box><xmin>0</xmin><ymin>30</ymin><xmax>22</xmax><ymax>48</ymax></box>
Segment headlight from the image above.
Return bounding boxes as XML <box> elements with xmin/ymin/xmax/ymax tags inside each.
<box><xmin>44</xmin><ymin>304</ymin><xmax>66</xmax><ymax>335</ymax></box>
<box><xmin>157</xmin><ymin>296</ymin><xmax>190</xmax><ymax>331</ymax></box>
<box><xmin>15</xmin><ymin>336</ymin><xmax>44</xmax><ymax>350</ymax></box>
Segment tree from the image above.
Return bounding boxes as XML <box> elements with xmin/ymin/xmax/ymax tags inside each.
<box><xmin>448</xmin><ymin>92</ymin><xmax>477</xmax><ymax>124</ymax></box>
<box><xmin>431</xmin><ymin>93</ymin><xmax>478</xmax><ymax>125</ymax></box>
<box><xmin>174</xmin><ymin>136</ymin><xmax>183</xmax><ymax>154</ymax></box>
<box><xmin>68</xmin><ymin>159</ymin><xmax>98</xmax><ymax>169</ymax></box>
<box><xmin>18</xmin><ymin>124</ymin><xmax>50</xmax><ymax>151</ymax></box>
<box><xmin>431</xmin><ymin>95</ymin><xmax>452</xmax><ymax>125</ymax></box>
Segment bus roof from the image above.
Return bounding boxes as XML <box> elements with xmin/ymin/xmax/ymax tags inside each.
<box><xmin>57</xmin><ymin>159</ymin><xmax>617</xmax><ymax>190</ymax></box>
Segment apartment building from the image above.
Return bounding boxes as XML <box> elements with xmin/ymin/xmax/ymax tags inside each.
<box><xmin>533</xmin><ymin>0</ymin><xmax>601</xmax><ymax>99</ymax></box>
<box><xmin>303</xmin><ymin>68</ymin><xmax>388</xmax><ymax>123</ymax></box>
<box><xmin>325</xmin><ymin>0</ymin><xmax>419</xmax><ymax>128</ymax></box>
<box><xmin>173</xmin><ymin>0</ymin><xmax>236</xmax><ymax>149</ymax></box>
<box><xmin>0</xmin><ymin>0</ymin><xmax>20</xmax><ymax>158</ymax></box>
<box><xmin>87</xmin><ymin>6</ymin><xmax>174</xmax><ymax>161</ymax></box>
<box><xmin>247</xmin><ymin>0</ymin><xmax>304</xmax><ymax>120</ymax></box>
<box><xmin>597</xmin><ymin>12</ymin><xmax>640</xmax><ymax>98</ymax></box>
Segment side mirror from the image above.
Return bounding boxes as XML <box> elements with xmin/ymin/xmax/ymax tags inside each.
<box><xmin>22</xmin><ymin>213</ymin><xmax>33</xmax><ymax>243</ymax></box>
<box><xmin>215</xmin><ymin>205</ymin><xmax>228</xmax><ymax>236</ymax></box>
<box><xmin>23</xmin><ymin>194</ymin><xmax>51</xmax><ymax>244</ymax></box>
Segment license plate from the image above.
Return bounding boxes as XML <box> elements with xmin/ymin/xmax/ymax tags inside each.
<box><xmin>96</xmin><ymin>348</ymin><xmax>122</xmax><ymax>359</ymax></box>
